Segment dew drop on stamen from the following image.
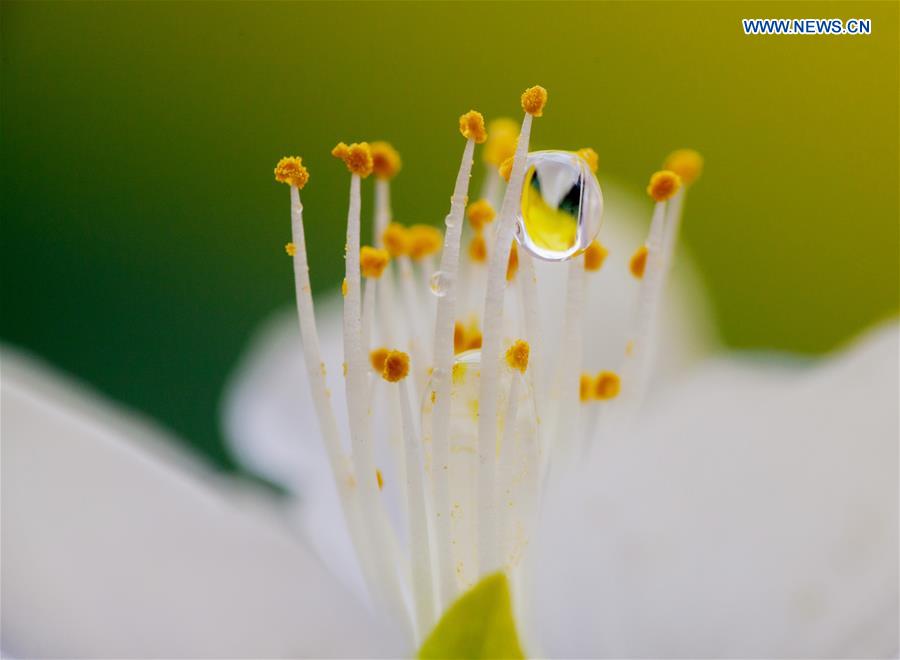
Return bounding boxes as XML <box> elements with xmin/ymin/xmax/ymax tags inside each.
<box><xmin>430</xmin><ymin>270</ymin><xmax>451</xmax><ymax>297</ymax></box>
<box><xmin>515</xmin><ymin>150</ymin><xmax>604</xmax><ymax>261</ymax></box>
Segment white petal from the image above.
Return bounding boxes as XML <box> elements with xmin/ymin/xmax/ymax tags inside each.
<box><xmin>1</xmin><ymin>349</ymin><xmax>405</xmax><ymax>659</ymax></box>
<box><xmin>534</xmin><ymin>322</ymin><xmax>899</xmax><ymax>658</ymax></box>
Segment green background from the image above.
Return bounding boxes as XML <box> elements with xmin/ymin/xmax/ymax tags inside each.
<box><xmin>2</xmin><ymin>1</ymin><xmax>897</xmax><ymax>469</ymax></box>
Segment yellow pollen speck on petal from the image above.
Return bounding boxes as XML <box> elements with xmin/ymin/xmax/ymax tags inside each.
<box><xmin>466</xmin><ymin>199</ymin><xmax>496</xmax><ymax>230</ymax></box>
<box><xmin>376</xmin><ymin>469</ymin><xmax>384</xmax><ymax>491</ymax></box>
<box><xmin>664</xmin><ymin>149</ymin><xmax>703</xmax><ymax>185</ymax></box>
<box><xmin>576</xmin><ymin>147</ymin><xmax>599</xmax><ymax>173</ymax></box>
<box><xmin>430</xmin><ymin>390</ymin><xmax>437</xmax><ymax>404</ymax></box>
<box><xmin>333</xmin><ymin>142</ymin><xmax>373</xmax><ymax>178</ymax></box>
<box><xmin>285</xmin><ymin>242</ymin><xmax>296</xmax><ymax>256</ymax></box>
<box><xmin>452</xmin><ymin>362</ymin><xmax>467</xmax><ymax>385</ymax></box>
<box><xmin>409</xmin><ymin>224</ymin><xmax>443</xmax><ymax>260</ymax></box>
<box><xmin>583</xmin><ymin>240</ymin><xmax>608</xmax><ymax>272</ymax></box>
<box><xmin>505</xmin><ymin>340</ymin><xmax>530</xmax><ymax>373</ymax></box>
<box><xmin>371</xmin><ymin>141</ymin><xmax>402</xmax><ymax>180</ymax></box>
<box><xmin>499</xmin><ymin>156</ymin><xmax>514</xmax><ymax>182</ymax></box>
<box><xmin>521</xmin><ymin>85</ymin><xmax>548</xmax><ymax>116</ymax></box>
<box><xmin>580</xmin><ymin>373</ymin><xmax>593</xmax><ymax>403</ymax></box>
<box><xmin>630</xmin><ymin>245</ymin><xmax>648</xmax><ymax>279</ymax></box>
<box><xmin>484</xmin><ymin>118</ymin><xmax>518</xmax><ymax>166</ymax></box>
<box><xmin>506</xmin><ymin>242</ymin><xmax>519</xmax><ymax>281</ymax></box>
<box><xmin>625</xmin><ymin>340</ymin><xmax>635</xmax><ymax>356</ymax></box>
<box><xmin>459</xmin><ymin>110</ymin><xmax>488</xmax><ymax>144</ymax></box>
<box><xmin>382</xmin><ymin>350</ymin><xmax>410</xmax><ymax>382</ymax></box>
<box><xmin>594</xmin><ymin>371</ymin><xmax>621</xmax><ymax>400</ymax></box>
<box><xmin>469</xmin><ymin>234</ymin><xmax>487</xmax><ymax>263</ymax></box>
<box><xmin>341</xmin><ymin>278</ymin><xmax>348</xmax><ymax>297</ymax></box>
<box><xmin>342</xmin><ymin>362</ymin><xmax>347</xmax><ymax>376</ymax></box>
<box><xmin>370</xmin><ymin>347</ymin><xmax>390</xmax><ymax>373</ymax></box>
<box><xmin>360</xmin><ymin>246</ymin><xmax>390</xmax><ymax>278</ymax></box>
<box><xmin>647</xmin><ymin>170</ymin><xmax>682</xmax><ymax>202</ymax></box>
<box><xmin>382</xmin><ymin>222</ymin><xmax>411</xmax><ymax>257</ymax></box>
<box><xmin>274</xmin><ymin>156</ymin><xmax>309</xmax><ymax>189</ymax></box>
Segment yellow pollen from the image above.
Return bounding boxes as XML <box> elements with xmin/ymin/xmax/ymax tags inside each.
<box><xmin>506</xmin><ymin>242</ymin><xmax>519</xmax><ymax>281</ymax></box>
<box><xmin>452</xmin><ymin>362</ymin><xmax>467</xmax><ymax>384</ymax></box>
<box><xmin>341</xmin><ymin>278</ymin><xmax>348</xmax><ymax>297</ymax></box>
<box><xmin>466</xmin><ymin>199</ymin><xmax>496</xmax><ymax>230</ymax></box>
<box><xmin>521</xmin><ymin>85</ymin><xmax>548</xmax><ymax>117</ymax></box>
<box><xmin>371</xmin><ymin>141</ymin><xmax>402</xmax><ymax>180</ymax></box>
<box><xmin>505</xmin><ymin>340</ymin><xmax>530</xmax><ymax>373</ymax></box>
<box><xmin>583</xmin><ymin>240</ymin><xmax>608</xmax><ymax>272</ymax></box>
<box><xmin>369</xmin><ymin>347</ymin><xmax>390</xmax><ymax>373</ymax></box>
<box><xmin>498</xmin><ymin>156</ymin><xmax>514</xmax><ymax>182</ymax></box>
<box><xmin>629</xmin><ymin>245</ymin><xmax>648</xmax><ymax>279</ymax></box>
<box><xmin>647</xmin><ymin>170</ymin><xmax>682</xmax><ymax>202</ymax></box>
<box><xmin>333</xmin><ymin>141</ymin><xmax>374</xmax><ymax>178</ymax></box>
<box><xmin>459</xmin><ymin>110</ymin><xmax>488</xmax><ymax>144</ymax></box>
<box><xmin>430</xmin><ymin>390</ymin><xmax>436</xmax><ymax>404</ymax></box>
<box><xmin>625</xmin><ymin>340</ymin><xmax>634</xmax><ymax>356</ymax></box>
<box><xmin>594</xmin><ymin>371</ymin><xmax>621</xmax><ymax>400</ymax></box>
<box><xmin>382</xmin><ymin>222</ymin><xmax>411</xmax><ymax>257</ymax></box>
<box><xmin>285</xmin><ymin>242</ymin><xmax>296</xmax><ymax>257</ymax></box>
<box><xmin>664</xmin><ymin>149</ymin><xmax>703</xmax><ymax>185</ymax></box>
<box><xmin>274</xmin><ymin>156</ymin><xmax>309</xmax><ymax>189</ymax></box>
<box><xmin>376</xmin><ymin>469</ymin><xmax>384</xmax><ymax>491</ymax></box>
<box><xmin>454</xmin><ymin>319</ymin><xmax>482</xmax><ymax>354</ymax></box>
<box><xmin>468</xmin><ymin>233</ymin><xmax>487</xmax><ymax>263</ymax></box>
<box><xmin>360</xmin><ymin>246</ymin><xmax>390</xmax><ymax>278</ymax></box>
<box><xmin>484</xmin><ymin>118</ymin><xmax>518</xmax><ymax>166</ymax></box>
<box><xmin>409</xmin><ymin>224</ymin><xmax>443</xmax><ymax>260</ymax></box>
<box><xmin>382</xmin><ymin>350</ymin><xmax>410</xmax><ymax>382</ymax></box>
<box><xmin>576</xmin><ymin>147</ymin><xmax>599</xmax><ymax>173</ymax></box>
<box><xmin>579</xmin><ymin>373</ymin><xmax>593</xmax><ymax>403</ymax></box>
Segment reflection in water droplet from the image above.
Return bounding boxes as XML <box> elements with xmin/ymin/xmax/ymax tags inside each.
<box><xmin>430</xmin><ymin>270</ymin><xmax>451</xmax><ymax>297</ymax></box>
<box><xmin>515</xmin><ymin>150</ymin><xmax>604</xmax><ymax>261</ymax></box>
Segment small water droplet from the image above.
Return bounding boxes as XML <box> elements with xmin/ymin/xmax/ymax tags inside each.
<box><xmin>514</xmin><ymin>150</ymin><xmax>604</xmax><ymax>261</ymax></box>
<box><xmin>430</xmin><ymin>270</ymin><xmax>451</xmax><ymax>297</ymax></box>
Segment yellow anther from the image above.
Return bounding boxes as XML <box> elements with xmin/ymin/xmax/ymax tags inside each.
<box><xmin>466</xmin><ymin>199</ymin><xmax>496</xmax><ymax>231</ymax></box>
<box><xmin>371</xmin><ymin>141</ymin><xmax>402</xmax><ymax>180</ymax></box>
<box><xmin>506</xmin><ymin>242</ymin><xmax>519</xmax><ymax>281</ymax></box>
<box><xmin>594</xmin><ymin>371</ymin><xmax>621</xmax><ymax>400</ymax></box>
<box><xmin>382</xmin><ymin>222</ymin><xmax>411</xmax><ymax>257</ymax></box>
<box><xmin>664</xmin><ymin>149</ymin><xmax>703</xmax><ymax>185</ymax></box>
<box><xmin>521</xmin><ymin>85</ymin><xmax>548</xmax><ymax>117</ymax></box>
<box><xmin>452</xmin><ymin>362</ymin><xmax>467</xmax><ymax>384</ymax></box>
<box><xmin>459</xmin><ymin>110</ymin><xmax>488</xmax><ymax>144</ymax></box>
<box><xmin>647</xmin><ymin>170</ymin><xmax>682</xmax><ymax>202</ymax></box>
<box><xmin>376</xmin><ymin>469</ymin><xmax>384</xmax><ymax>491</ymax></box>
<box><xmin>484</xmin><ymin>118</ymin><xmax>518</xmax><ymax>166</ymax></box>
<box><xmin>498</xmin><ymin>156</ymin><xmax>514</xmax><ymax>182</ymax></box>
<box><xmin>360</xmin><ymin>246</ymin><xmax>390</xmax><ymax>278</ymax></box>
<box><xmin>333</xmin><ymin>141</ymin><xmax>373</xmax><ymax>178</ymax></box>
<box><xmin>285</xmin><ymin>242</ymin><xmax>296</xmax><ymax>257</ymax></box>
<box><xmin>579</xmin><ymin>373</ymin><xmax>593</xmax><ymax>403</ymax></box>
<box><xmin>370</xmin><ymin>347</ymin><xmax>390</xmax><ymax>373</ymax></box>
<box><xmin>583</xmin><ymin>240</ymin><xmax>608</xmax><ymax>272</ymax></box>
<box><xmin>274</xmin><ymin>156</ymin><xmax>310</xmax><ymax>189</ymax></box>
<box><xmin>382</xmin><ymin>350</ymin><xmax>410</xmax><ymax>382</ymax></box>
<box><xmin>629</xmin><ymin>245</ymin><xmax>648</xmax><ymax>279</ymax></box>
<box><xmin>576</xmin><ymin>147</ymin><xmax>599</xmax><ymax>174</ymax></box>
<box><xmin>409</xmin><ymin>224</ymin><xmax>443</xmax><ymax>260</ymax></box>
<box><xmin>454</xmin><ymin>319</ymin><xmax>482</xmax><ymax>354</ymax></box>
<box><xmin>468</xmin><ymin>233</ymin><xmax>487</xmax><ymax>263</ymax></box>
<box><xmin>341</xmin><ymin>278</ymin><xmax>348</xmax><ymax>297</ymax></box>
<box><xmin>454</xmin><ymin>321</ymin><xmax>466</xmax><ymax>354</ymax></box>
<box><xmin>505</xmin><ymin>339</ymin><xmax>530</xmax><ymax>373</ymax></box>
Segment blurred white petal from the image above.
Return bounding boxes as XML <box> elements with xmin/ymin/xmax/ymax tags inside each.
<box><xmin>1</xmin><ymin>349</ymin><xmax>404</xmax><ymax>659</ymax></box>
<box><xmin>534</xmin><ymin>322</ymin><xmax>899</xmax><ymax>658</ymax></box>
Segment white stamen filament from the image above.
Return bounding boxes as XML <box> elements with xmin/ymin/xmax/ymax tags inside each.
<box><xmin>515</xmin><ymin>252</ymin><xmax>546</xmax><ymax>455</ymax></box>
<box><xmin>429</xmin><ymin>137</ymin><xmax>476</xmax><ymax>608</ymax></box>
<box><xmin>476</xmin><ymin>112</ymin><xmax>534</xmax><ymax>575</ymax></box>
<box><xmin>374</xmin><ymin>179</ymin><xmax>391</xmax><ymax>247</ymax></box>
<box><xmin>398</xmin><ymin>255</ymin><xmax>428</xmax><ymax>396</ymax></box>
<box><xmin>361</xmin><ymin>277</ymin><xmax>376</xmax><ymax>353</ymax></box>
<box><xmin>553</xmin><ymin>260</ymin><xmax>586</xmax><ymax>462</ymax></box>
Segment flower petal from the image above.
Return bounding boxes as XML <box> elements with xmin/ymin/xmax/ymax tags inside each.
<box><xmin>534</xmin><ymin>322</ymin><xmax>899</xmax><ymax>657</ymax></box>
<box><xmin>1</xmin><ymin>348</ymin><xmax>404</xmax><ymax>658</ymax></box>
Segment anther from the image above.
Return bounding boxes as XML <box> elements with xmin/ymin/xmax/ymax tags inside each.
<box><xmin>274</xmin><ymin>156</ymin><xmax>309</xmax><ymax>189</ymax></box>
<box><xmin>466</xmin><ymin>199</ymin><xmax>496</xmax><ymax>231</ymax></box>
<box><xmin>360</xmin><ymin>246</ymin><xmax>390</xmax><ymax>278</ymax></box>
<box><xmin>647</xmin><ymin>170</ymin><xmax>682</xmax><ymax>202</ymax></box>
<box><xmin>663</xmin><ymin>149</ymin><xmax>703</xmax><ymax>185</ymax></box>
<box><xmin>505</xmin><ymin>340</ymin><xmax>530</xmax><ymax>373</ymax></box>
<box><xmin>629</xmin><ymin>245</ymin><xmax>648</xmax><ymax>279</ymax></box>
<box><xmin>382</xmin><ymin>350</ymin><xmax>410</xmax><ymax>382</ymax></box>
<box><xmin>576</xmin><ymin>147</ymin><xmax>599</xmax><ymax>174</ymax></box>
<box><xmin>459</xmin><ymin>110</ymin><xmax>488</xmax><ymax>144</ymax></box>
<box><xmin>521</xmin><ymin>85</ymin><xmax>548</xmax><ymax>117</ymax></box>
<box><xmin>583</xmin><ymin>240</ymin><xmax>608</xmax><ymax>272</ymax></box>
<box><xmin>371</xmin><ymin>141</ymin><xmax>402</xmax><ymax>180</ymax></box>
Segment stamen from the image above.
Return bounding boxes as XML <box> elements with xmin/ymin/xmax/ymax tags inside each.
<box><xmin>477</xmin><ymin>86</ymin><xmax>544</xmax><ymax>576</ymax></box>
<box><xmin>428</xmin><ymin>111</ymin><xmax>482</xmax><ymax>608</ymax></box>
<box><xmin>664</xmin><ymin>148</ymin><xmax>703</xmax><ymax>186</ymax></box>
<box><xmin>506</xmin><ymin>242</ymin><xmax>519</xmax><ymax>281</ymax></box>
<box><xmin>499</xmin><ymin>156</ymin><xmax>514</xmax><ymax>183</ymax></box>
<box><xmin>579</xmin><ymin>372</ymin><xmax>593</xmax><ymax>403</ymax></box>
<box><xmin>629</xmin><ymin>245</ymin><xmax>649</xmax><ymax>279</ymax></box>
<box><xmin>594</xmin><ymin>370</ymin><xmax>621</xmax><ymax>400</ymax></box>
<box><xmin>381</xmin><ymin>349</ymin><xmax>436</xmax><ymax>638</ymax></box>
<box><xmin>468</xmin><ymin>234</ymin><xmax>488</xmax><ymax>263</ymax></box>
<box><xmin>576</xmin><ymin>147</ymin><xmax>599</xmax><ymax>174</ymax></box>
<box><xmin>274</xmin><ymin>156</ymin><xmax>310</xmax><ymax>188</ymax></box>
<box><xmin>482</xmin><ymin>118</ymin><xmax>518</xmax><ymax>210</ymax></box>
<box><xmin>583</xmin><ymin>240</ymin><xmax>608</xmax><ymax>272</ymax></box>
<box><xmin>371</xmin><ymin>142</ymin><xmax>401</xmax><ymax>247</ymax></box>
<box><xmin>284</xmin><ymin>242</ymin><xmax>296</xmax><ymax>256</ymax></box>
<box><xmin>370</xmin><ymin>346</ymin><xmax>389</xmax><ymax>373</ymax></box>
<box><xmin>505</xmin><ymin>339</ymin><xmax>530</xmax><ymax>373</ymax></box>
<box><xmin>646</xmin><ymin>169</ymin><xmax>682</xmax><ymax>202</ymax></box>
<box><xmin>360</xmin><ymin>246</ymin><xmax>390</xmax><ymax>279</ymax></box>
<box><xmin>467</xmin><ymin>199</ymin><xmax>496</xmax><ymax>232</ymax></box>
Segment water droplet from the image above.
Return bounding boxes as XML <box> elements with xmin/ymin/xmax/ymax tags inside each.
<box><xmin>514</xmin><ymin>150</ymin><xmax>604</xmax><ymax>261</ymax></box>
<box><xmin>430</xmin><ymin>270</ymin><xmax>451</xmax><ymax>297</ymax></box>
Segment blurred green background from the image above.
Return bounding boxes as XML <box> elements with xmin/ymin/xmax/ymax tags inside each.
<box><xmin>2</xmin><ymin>1</ymin><xmax>897</xmax><ymax>469</ymax></box>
